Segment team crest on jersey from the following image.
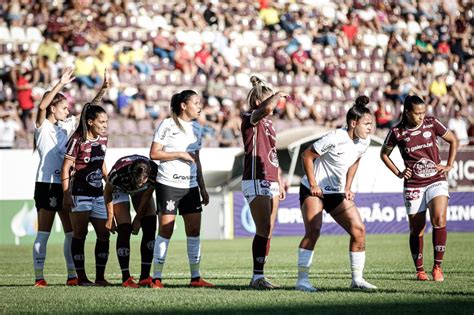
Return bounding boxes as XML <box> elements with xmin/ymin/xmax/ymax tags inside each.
<box><xmin>49</xmin><ymin>197</ymin><xmax>57</xmax><ymax>208</ymax></box>
<box><xmin>86</xmin><ymin>169</ymin><xmax>103</xmax><ymax>187</ymax></box>
<box><xmin>413</xmin><ymin>158</ymin><xmax>437</xmax><ymax>178</ymax></box>
<box><xmin>166</xmin><ymin>200</ymin><xmax>175</xmax><ymax>212</ymax></box>
<box><xmin>422</xmin><ymin>131</ymin><xmax>432</xmax><ymax>139</ymax></box>
<box><xmin>268</xmin><ymin>148</ymin><xmax>279</xmax><ymax>167</ymax></box>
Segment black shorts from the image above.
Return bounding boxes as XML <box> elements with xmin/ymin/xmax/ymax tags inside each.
<box><xmin>34</xmin><ymin>182</ymin><xmax>64</xmax><ymax>212</ymax></box>
<box><xmin>155</xmin><ymin>183</ymin><xmax>202</xmax><ymax>215</ymax></box>
<box><xmin>299</xmin><ymin>184</ymin><xmax>345</xmax><ymax>213</ymax></box>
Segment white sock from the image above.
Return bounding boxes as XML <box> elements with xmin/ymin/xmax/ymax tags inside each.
<box><xmin>252</xmin><ymin>274</ymin><xmax>265</xmax><ymax>281</ymax></box>
<box><xmin>153</xmin><ymin>235</ymin><xmax>169</xmax><ymax>279</ymax></box>
<box><xmin>350</xmin><ymin>251</ymin><xmax>365</xmax><ymax>282</ymax></box>
<box><xmin>33</xmin><ymin>231</ymin><xmax>50</xmax><ymax>280</ymax></box>
<box><xmin>64</xmin><ymin>232</ymin><xmax>76</xmax><ymax>279</ymax></box>
<box><xmin>187</xmin><ymin>236</ymin><xmax>201</xmax><ymax>279</ymax></box>
<box><xmin>297</xmin><ymin>248</ymin><xmax>314</xmax><ymax>280</ymax></box>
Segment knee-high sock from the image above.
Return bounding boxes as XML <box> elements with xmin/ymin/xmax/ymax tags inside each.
<box><xmin>71</xmin><ymin>237</ymin><xmax>87</xmax><ymax>280</ymax></box>
<box><xmin>63</xmin><ymin>232</ymin><xmax>76</xmax><ymax>279</ymax></box>
<box><xmin>187</xmin><ymin>236</ymin><xmax>201</xmax><ymax>280</ymax></box>
<box><xmin>153</xmin><ymin>235</ymin><xmax>169</xmax><ymax>280</ymax></box>
<box><xmin>409</xmin><ymin>234</ymin><xmax>424</xmax><ymax>272</ymax></box>
<box><xmin>95</xmin><ymin>239</ymin><xmax>109</xmax><ymax>281</ymax></box>
<box><xmin>116</xmin><ymin>224</ymin><xmax>132</xmax><ymax>282</ymax></box>
<box><xmin>33</xmin><ymin>231</ymin><xmax>50</xmax><ymax>281</ymax></box>
<box><xmin>349</xmin><ymin>251</ymin><xmax>365</xmax><ymax>282</ymax></box>
<box><xmin>252</xmin><ymin>235</ymin><xmax>270</xmax><ymax>278</ymax></box>
<box><xmin>432</xmin><ymin>226</ymin><xmax>447</xmax><ymax>267</ymax></box>
<box><xmin>140</xmin><ymin>216</ymin><xmax>156</xmax><ymax>280</ymax></box>
<box><xmin>297</xmin><ymin>248</ymin><xmax>314</xmax><ymax>280</ymax></box>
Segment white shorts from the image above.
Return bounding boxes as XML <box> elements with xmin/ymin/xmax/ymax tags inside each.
<box><xmin>72</xmin><ymin>195</ymin><xmax>107</xmax><ymax>219</ymax></box>
<box><xmin>112</xmin><ymin>192</ymin><xmax>130</xmax><ymax>205</ymax></box>
<box><xmin>242</xmin><ymin>180</ymin><xmax>280</xmax><ymax>204</ymax></box>
<box><xmin>403</xmin><ymin>181</ymin><xmax>449</xmax><ymax>215</ymax></box>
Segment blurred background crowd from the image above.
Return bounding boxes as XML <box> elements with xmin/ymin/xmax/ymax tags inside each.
<box><xmin>0</xmin><ymin>0</ymin><xmax>473</xmax><ymax>149</ymax></box>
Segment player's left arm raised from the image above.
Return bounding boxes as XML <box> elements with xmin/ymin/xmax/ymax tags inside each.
<box><xmin>195</xmin><ymin>150</ymin><xmax>209</xmax><ymax>206</ymax></box>
<box><xmin>345</xmin><ymin>158</ymin><xmax>361</xmax><ymax>201</ymax></box>
<box><xmin>437</xmin><ymin>130</ymin><xmax>458</xmax><ymax>174</ymax></box>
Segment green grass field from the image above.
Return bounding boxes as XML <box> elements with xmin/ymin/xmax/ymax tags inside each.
<box><xmin>0</xmin><ymin>233</ymin><xmax>473</xmax><ymax>314</ymax></box>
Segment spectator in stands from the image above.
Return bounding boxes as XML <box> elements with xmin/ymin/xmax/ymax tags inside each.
<box><xmin>448</xmin><ymin>108</ymin><xmax>471</xmax><ymax>147</ymax></box>
<box><xmin>0</xmin><ymin>101</ymin><xmax>22</xmax><ymax>149</ymax></box>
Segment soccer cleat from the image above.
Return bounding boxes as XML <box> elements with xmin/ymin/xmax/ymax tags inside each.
<box><xmin>416</xmin><ymin>271</ymin><xmax>429</xmax><ymax>281</ymax></box>
<box><xmin>66</xmin><ymin>277</ymin><xmax>78</xmax><ymax>286</ymax></box>
<box><xmin>432</xmin><ymin>266</ymin><xmax>444</xmax><ymax>282</ymax></box>
<box><xmin>78</xmin><ymin>278</ymin><xmax>95</xmax><ymax>286</ymax></box>
<box><xmin>249</xmin><ymin>277</ymin><xmax>279</xmax><ymax>290</ymax></box>
<box><xmin>122</xmin><ymin>276</ymin><xmax>140</xmax><ymax>288</ymax></box>
<box><xmin>151</xmin><ymin>279</ymin><xmax>164</xmax><ymax>289</ymax></box>
<box><xmin>138</xmin><ymin>277</ymin><xmax>153</xmax><ymax>287</ymax></box>
<box><xmin>34</xmin><ymin>279</ymin><xmax>48</xmax><ymax>287</ymax></box>
<box><xmin>350</xmin><ymin>279</ymin><xmax>377</xmax><ymax>290</ymax></box>
<box><xmin>190</xmin><ymin>278</ymin><xmax>215</xmax><ymax>287</ymax></box>
<box><xmin>295</xmin><ymin>278</ymin><xmax>317</xmax><ymax>292</ymax></box>
<box><xmin>94</xmin><ymin>279</ymin><xmax>112</xmax><ymax>287</ymax></box>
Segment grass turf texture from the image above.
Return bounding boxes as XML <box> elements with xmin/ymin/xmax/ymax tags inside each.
<box><xmin>0</xmin><ymin>233</ymin><xmax>472</xmax><ymax>314</ymax></box>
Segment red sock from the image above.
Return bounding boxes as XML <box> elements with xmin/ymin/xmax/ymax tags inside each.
<box><xmin>409</xmin><ymin>234</ymin><xmax>424</xmax><ymax>272</ymax></box>
<box><xmin>432</xmin><ymin>226</ymin><xmax>447</xmax><ymax>267</ymax></box>
<box><xmin>252</xmin><ymin>235</ymin><xmax>270</xmax><ymax>275</ymax></box>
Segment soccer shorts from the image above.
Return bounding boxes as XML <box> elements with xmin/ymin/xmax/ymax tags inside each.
<box><xmin>34</xmin><ymin>182</ymin><xmax>63</xmax><ymax>211</ymax></box>
<box><xmin>71</xmin><ymin>195</ymin><xmax>107</xmax><ymax>219</ymax></box>
<box><xmin>403</xmin><ymin>181</ymin><xmax>449</xmax><ymax>215</ymax></box>
<box><xmin>155</xmin><ymin>183</ymin><xmax>202</xmax><ymax>215</ymax></box>
<box><xmin>299</xmin><ymin>183</ymin><xmax>345</xmax><ymax>213</ymax></box>
<box><xmin>241</xmin><ymin>179</ymin><xmax>280</xmax><ymax>204</ymax></box>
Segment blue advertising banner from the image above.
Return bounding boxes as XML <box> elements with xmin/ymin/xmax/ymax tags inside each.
<box><xmin>233</xmin><ymin>192</ymin><xmax>474</xmax><ymax>237</ymax></box>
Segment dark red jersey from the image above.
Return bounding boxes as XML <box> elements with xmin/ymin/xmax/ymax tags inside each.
<box><xmin>241</xmin><ymin>111</ymin><xmax>279</xmax><ymax>181</ymax></box>
<box><xmin>65</xmin><ymin>134</ymin><xmax>108</xmax><ymax>196</ymax></box>
<box><xmin>108</xmin><ymin>155</ymin><xmax>158</xmax><ymax>194</ymax></box>
<box><xmin>383</xmin><ymin>117</ymin><xmax>448</xmax><ymax>188</ymax></box>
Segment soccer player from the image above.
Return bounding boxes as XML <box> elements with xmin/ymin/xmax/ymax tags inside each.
<box><xmin>149</xmin><ymin>90</ymin><xmax>213</xmax><ymax>288</ymax></box>
<box><xmin>241</xmin><ymin>76</ymin><xmax>288</xmax><ymax>289</ymax></box>
<box><xmin>61</xmin><ymin>71</ymin><xmax>110</xmax><ymax>286</ymax></box>
<box><xmin>104</xmin><ymin>155</ymin><xmax>158</xmax><ymax>288</ymax></box>
<box><xmin>380</xmin><ymin>95</ymin><xmax>457</xmax><ymax>281</ymax></box>
<box><xmin>296</xmin><ymin>96</ymin><xmax>377</xmax><ymax>292</ymax></box>
<box><xmin>32</xmin><ymin>67</ymin><xmax>77</xmax><ymax>287</ymax></box>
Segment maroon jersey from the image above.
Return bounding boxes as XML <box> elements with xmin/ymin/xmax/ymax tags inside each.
<box><xmin>108</xmin><ymin>155</ymin><xmax>158</xmax><ymax>194</ymax></box>
<box><xmin>65</xmin><ymin>134</ymin><xmax>108</xmax><ymax>196</ymax></box>
<box><xmin>241</xmin><ymin>111</ymin><xmax>279</xmax><ymax>181</ymax></box>
<box><xmin>383</xmin><ymin>117</ymin><xmax>448</xmax><ymax>188</ymax></box>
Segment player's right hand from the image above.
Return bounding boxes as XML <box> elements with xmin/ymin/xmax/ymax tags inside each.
<box><xmin>105</xmin><ymin>218</ymin><xmax>116</xmax><ymax>234</ymax></box>
<box><xmin>310</xmin><ymin>184</ymin><xmax>323</xmax><ymax>197</ymax></box>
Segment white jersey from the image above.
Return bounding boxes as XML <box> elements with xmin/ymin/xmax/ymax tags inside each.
<box><xmin>35</xmin><ymin>116</ymin><xmax>76</xmax><ymax>183</ymax></box>
<box><xmin>152</xmin><ymin>117</ymin><xmax>202</xmax><ymax>189</ymax></box>
<box><xmin>301</xmin><ymin>128</ymin><xmax>370</xmax><ymax>194</ymax></box>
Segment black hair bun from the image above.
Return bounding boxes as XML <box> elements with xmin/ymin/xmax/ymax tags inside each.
<box><xmin>355</xmin><ymin>95</ymin><xmax>369</xmax><ymax>107</ymax></box>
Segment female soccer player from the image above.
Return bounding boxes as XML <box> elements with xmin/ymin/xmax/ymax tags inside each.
<box><xmin>149</xmin><ymin>90</ymin><xmax>212</xmax><ymax>288</ymax></box>
<box><xmin>104</xmin><ymin>155</ymin><xmax>158</xmax><ymax>288</ymax></box>
<box><xmin>380</xmin><ymin>95</ymin><xmax>457</xmax><ymax>281</ymax></box>
<box><xmin>33</xmin><ymin>67</ymin><xmax>77</xmax><ymax>287</ymax></box>
<box><xmin>241</xmin><ymin>76</ymin><xmax>288</xmax><ymax>289</ymax></box>
<box><xmin>296</xmin><ymin>95</ymin><xmax>377</xmax><ymax>292</ymax></box>
<box><xmin>61</xmin><ymin>71</ymin><xmax>110</xmax><ymax>286</ymax></box>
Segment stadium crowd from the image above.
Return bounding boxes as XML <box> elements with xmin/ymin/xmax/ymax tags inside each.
<box><xmin>0</xmin><ymin>0</ymin><xmax>473</xmax><ymax>149</ymax></box>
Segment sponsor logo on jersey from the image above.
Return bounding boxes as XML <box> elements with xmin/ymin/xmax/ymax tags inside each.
<box><xmin>91</xmin><ymin>142</ymin><xmax>100</xmax><ymax>146</ymax></box>
<box><xmin>268</xmin><ymin>148</ymin><xmax>279</xmax><ymax>167</ymax></box>
<box><xmin>413</xmin><ymin>158</ymin><xmax>437</xmax><ymax>178</ymax></box>
<box><xmin>423</xmin><ymin>124</ymin><xmax>433</xmax><ymax>129</ymax></box>
<box><xmin>101</xmin><ymin>144</ymin><xmax>107</xmax><ymax>152</ymax></box>
<box><xmin>403</xmin><ymin>137</ymin><xmax>410</xmax><ymax>142</ymax></box>
<box><xmin>423</xmin><ymin>131</ymin><xmax>432</xmax><ymax>138</ymax></box>
<box><xmin>84</xmin><ymin>156</ymin><xmax>90</xmax><ymax>163</ymax></box>
<box><xmin>91</xmin><ymin>156</ymin><xmax>104</xmax><ymax>162</ymax></box>
<box><xmin>84</xmin><ymin>148</ymin><xmax>91</xmax><ymax>153</ymax></box>
<box><xmin>324</xmin><ymin>186</ymin><xmax>341</xmax><ymax>192</ymax></box>
<box><xmin>405</xmin><ymin>142</ymin><xmax>433</xmax><ymax>153</ymax></box>
<box><xmin>411</xmin><ymin>130</ymin><xmax>421</xmax><ymax>136</ymax></box>
<box><xmin>86</xmin><ymin>169</ymin><xmax>103</xmax><ymax>187</ymax></box>
<box><xmin>172</xmin><ymin>174</ymin><xmax>196</xmax><ymax>181</ymax></box>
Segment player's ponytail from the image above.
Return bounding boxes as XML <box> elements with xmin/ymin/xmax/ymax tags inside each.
<box><xmin>401</xmin><ymin>95</ymin><xmax>424</xmax><ymax>125</ymax></box>
<box><xmin>247</xmin><ymin>75</ymin><xmax>273</xmax><ymax>109</ymax></box>
<box><xmin>346</xmin><ymin>95</ymin><xmax>371</xmax><ymax>125</ymax></box>
<box><xmin>170</xmin><ymin>90</ymin><xmax>198</xmax><ymax>132</ymax></box>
